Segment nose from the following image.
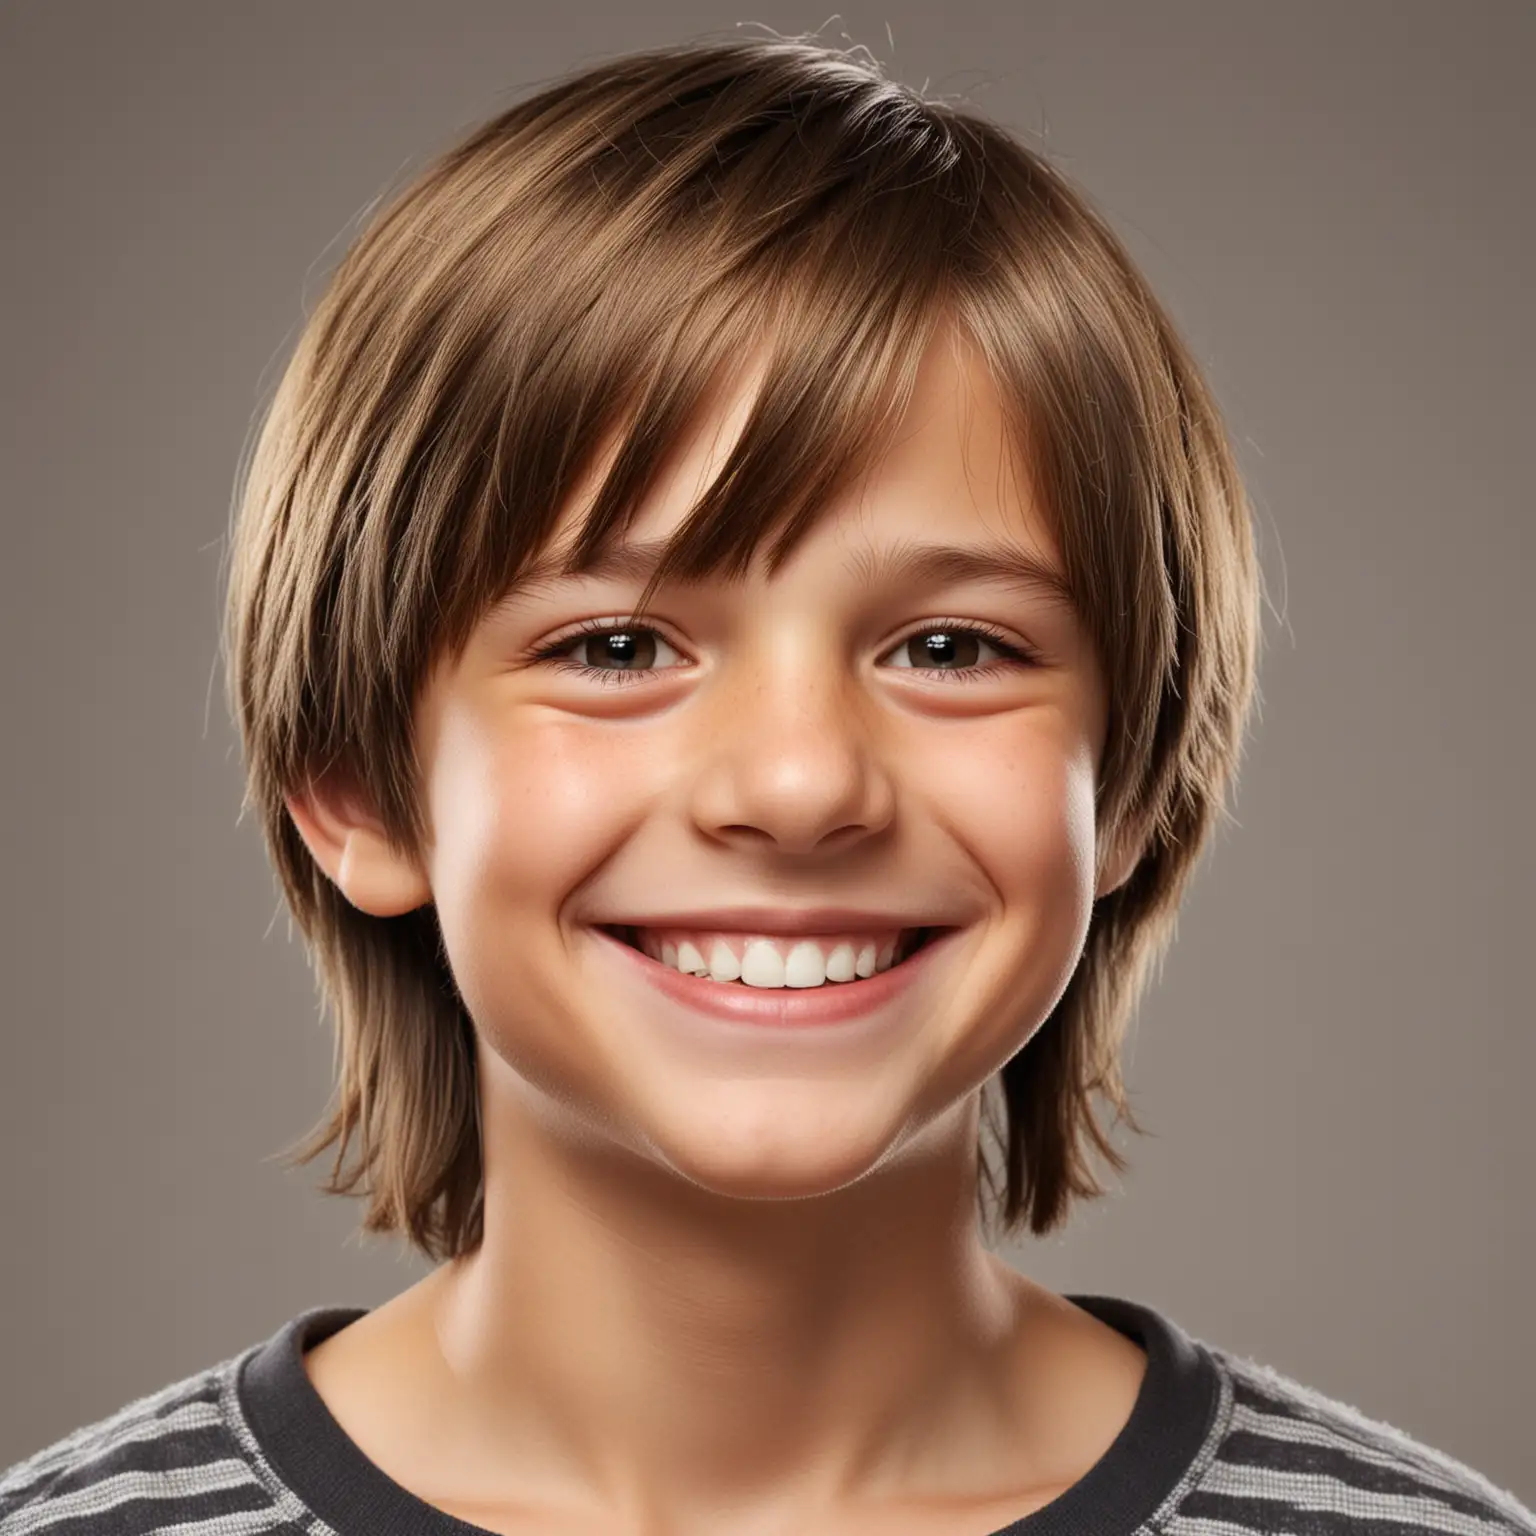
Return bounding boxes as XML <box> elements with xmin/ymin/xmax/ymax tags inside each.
<box><xmin>684</xmin><ymin>654</ymin><xmax>897</xmax><ymax>855</ymax></box>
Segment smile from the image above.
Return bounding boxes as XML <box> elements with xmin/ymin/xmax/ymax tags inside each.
<box><xmin>590</xmin><ymin>923</ymin><xmax>957</xmax><ymax>1030</ymax></box>
<box><xmin>608</xmin><ymin>925</ymin><xmax>934</xmax><ymax>985</ymax></box>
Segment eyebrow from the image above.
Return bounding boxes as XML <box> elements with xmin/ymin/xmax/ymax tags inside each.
<box><xmin>505</xmin><ymin>535</ymin><xmax>1078</xmax><ymax>615</ymax></box>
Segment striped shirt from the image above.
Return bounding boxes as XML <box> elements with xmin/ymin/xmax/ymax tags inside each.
<box><xmin>2</xmin><ymin>1294</ymin><xmax>1532</xmax><ymax>1535</ymax></box>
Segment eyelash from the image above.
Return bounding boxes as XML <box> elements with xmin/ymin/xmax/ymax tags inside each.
<box><xmin>528</xmin><ymin>617</ymin><xmax>1042</xmax><ymax>689</ymax></box>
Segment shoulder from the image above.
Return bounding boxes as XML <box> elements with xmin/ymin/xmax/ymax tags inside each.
<box><xmin>0</xmin><ymin>1347</ymin><xmax>300</xmax><ymax>1536</ymax></box>
<box><xmin>1183</xmin><ymin>1343</ymin><xmax>1536</xmax><ymax>1535</ymax></box>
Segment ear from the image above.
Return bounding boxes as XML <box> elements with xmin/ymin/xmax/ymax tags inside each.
<box><xmin>285</xmin><ymin>769</ymin><xmax>432</xmax><ymax>917</ymax></box>
<box><xmin>1093</xmin><ymin>818</ymin><xmax>1145</xmax><ymax>902</ymax></box>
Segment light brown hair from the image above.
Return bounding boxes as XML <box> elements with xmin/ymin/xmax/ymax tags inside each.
<box><xmin>223</xmin><ymin>33</ymin><xmax>1263</xmax><ymax>1261</ymax></box>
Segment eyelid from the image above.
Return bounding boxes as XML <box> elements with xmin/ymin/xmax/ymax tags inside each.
<box><xmin>527</xmin><ymin>614</ymin><xmax>1045</xmax><ymax>671</ymax></box>
<box><xmin>531</xmin><ymin>611</ymin><xmax>1044</xmax><ymax>654</ymax></box>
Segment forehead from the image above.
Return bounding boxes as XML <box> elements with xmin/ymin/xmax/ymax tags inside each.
<box><xmin>518</xmin><ymin>317</ymin><xmax>1067</xmax><ymax>602</ymax></box>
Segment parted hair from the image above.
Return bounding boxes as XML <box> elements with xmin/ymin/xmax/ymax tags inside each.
<box><xmin>223</xmin><ymin>33</ymin><xmax>1263</xmax><ymax>1261</ymax></box>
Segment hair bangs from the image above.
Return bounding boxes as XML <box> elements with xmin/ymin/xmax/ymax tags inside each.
<box><xmin>546</xmin><ymin>276</ymin><xmax>950</xmax><ymax>631</ymax></box>
<box><xmin>439</xmin><ymin>114</ymin><xmax>973</xmax><ymax>660</ymax></box>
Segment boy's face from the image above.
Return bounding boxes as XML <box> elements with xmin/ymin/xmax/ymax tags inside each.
<box><xmin>294</xmin><ymin>320</ymin><xmax>1133</xmax><ymax>1203</ymax></box>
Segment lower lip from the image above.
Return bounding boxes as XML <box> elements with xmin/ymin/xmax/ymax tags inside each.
<box><xmin>590</xmin><ymin>926</ymin><xmax>958</xmax><ymax>1028</ymax></box>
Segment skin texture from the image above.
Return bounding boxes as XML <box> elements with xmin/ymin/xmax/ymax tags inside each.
<box><xmin>287</xmin><ymin>321</ymin><xmax>1148</xmax><ymax>1536</ymax></box>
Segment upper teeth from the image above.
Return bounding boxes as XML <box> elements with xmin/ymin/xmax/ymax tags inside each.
<box><xmin>633</xmin><ymin>929</ymin><xmax>911</xmax><ymax>988</ymax></box>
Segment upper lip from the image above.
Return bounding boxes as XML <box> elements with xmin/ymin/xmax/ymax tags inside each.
<box><xmin>594</xmin><ymin>907</ymin><xmax>952</xmax><ymax>934</ymax></box>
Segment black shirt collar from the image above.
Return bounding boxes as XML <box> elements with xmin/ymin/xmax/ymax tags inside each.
<box><xmin>238</xmin><ymin>1292</ymin><xmax>1220</xmax><ymax>1536</ymax></box>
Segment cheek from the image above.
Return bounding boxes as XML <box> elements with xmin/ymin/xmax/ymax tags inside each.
<box><xmin>424</xmin><ymin>713</ymin><xmax>641</xmax><ymax>956</ymax></box>
<box><xmin>932</xmin><ymin>726</ymin><xmax>1098</xmax><ymax>897</ymax></box>
<box><xmin>922</xmin><ymin>722</ymin><xmax>1100</xmax><ymax>1008</ymax></box>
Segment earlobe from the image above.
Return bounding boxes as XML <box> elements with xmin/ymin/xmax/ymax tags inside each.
<box><xmin>285</xmin><ymin>776</ymin><xmax>432</xmax><ymax>917</ymax></box>
<box><xmin>1093</xmin><ymin>824</ymin><xmax>1143</xmax><ymax>902</ymax></box>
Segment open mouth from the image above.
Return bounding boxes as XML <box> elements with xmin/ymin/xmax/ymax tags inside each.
<box><xmin>598</xmin><ymin>925</ymin><xmax>943</xmax><ymax>968</ymax></box>
<box><xmin>588</xmin><ymin>922</ymin><xmax>961</xmax><ymax>1026</ymax></box>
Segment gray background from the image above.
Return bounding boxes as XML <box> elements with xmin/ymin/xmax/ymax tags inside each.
<box><xmin>2</xmin><ymin>0</ymin><xmax>1531</xmax><ymax>1501</ymax></box>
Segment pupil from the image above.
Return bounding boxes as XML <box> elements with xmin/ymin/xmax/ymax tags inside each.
<box><xmin>599</xmin><ymin>631</ymin><xmax>649</xmax><ymax>669</ymax></box>
<box><xmin>918</xmin><ymin>632</ymin><xmax>975</xmax><ymax>668</ymax></box>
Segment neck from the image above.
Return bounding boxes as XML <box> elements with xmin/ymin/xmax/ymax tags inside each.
<box><xmin>396</xmin><ymin>1077</ymin><xmax>1071</xmax><ymax>1532</ymax></box>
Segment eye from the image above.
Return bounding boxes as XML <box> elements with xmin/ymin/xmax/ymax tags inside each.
<box><xmin>882</xmin><ymin>623</ymin><xmax>1040</xmax><ymax>681</ymax></box>
<box><xmin>528</xmin><ymin>618</ymin><xmax>1041</xmax><ymax>688</ymax></box>
<box><xmin>528</xmin><ymin>622</ymin><xmax>685</xmax><ymax>688</ymax></box>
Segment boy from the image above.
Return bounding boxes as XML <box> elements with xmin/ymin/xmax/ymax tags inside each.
<box><xmin>4</xmin><ymin>33</ymin><xmax>1531</xmax><ymax>1536</ymax></box>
